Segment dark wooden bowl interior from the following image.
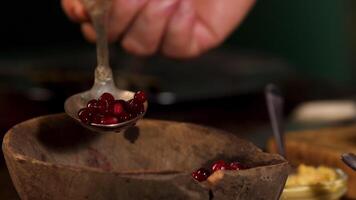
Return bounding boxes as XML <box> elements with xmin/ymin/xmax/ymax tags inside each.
<box><xmin>6</xmin><ymin>114</ymin><xmax>284</xmax><ymax>173</ymax></box>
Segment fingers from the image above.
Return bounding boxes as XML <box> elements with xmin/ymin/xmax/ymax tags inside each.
<box><xmin>81</xmin><ymin>23</ymin><xmax>97</xmax><ymax>43</ymax></box>
<box><xmin>162</xmin><ymin>0</ymin><xmax>199</xmax><ymax>58</ymax></box>
<box><xmin>108</xmin><ymin>0</ymin><xmax>148</xmax><ymax>42</ymax></box>
<box><xmin>162</xmin><ymin>0</ymin><xmax>255</xmax><ymax>58</ymax></box>
<box><xmin>79</xmin><ymin>0</ymin><xmax>148</xmax><ymax>43</ymax></box>
<box><xmin>162</xmin><ymin>0</ymin><xmax>216</xmax><ymax>58</ymax></box>
<box><xmin>194</xmin><ymin>0</ymin><xmax>256</xmax><ymax>43</ymax></box>
<box><xmin>61</xmin><ymin>0</ymin><xmax>89</xmax><ymax>23</ymax></box>
<box><xmin>80</xmin><ymin>0</ymin><xmax>149</xmax><ymax>43</ymax></box>
<box><xmin>122</xmin><ymin>0</ymin><xmax>180</xmax><ymax>56</ymax></box>
<box><xmin>62</xmin><ymin>0</ymin><xmax>253</xmax><ymax>58</ymax></box>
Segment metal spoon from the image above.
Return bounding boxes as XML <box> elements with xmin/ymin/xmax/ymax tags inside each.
<box><xmin>64</xmin><ymin>0</ymin><xmax>147</xmax><ymax>133</ymax></box>
<box><xmin>341</xmin><ymin>153</ymin><xmax>356</xmax><ymax>171</ymax></box>
<box><xmin>265</xmin><ymin>84</ymin><xmax>286</xmax><ymax>157</ymax></box>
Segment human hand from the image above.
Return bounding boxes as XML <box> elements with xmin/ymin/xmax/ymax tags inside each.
<box><xmin>62</xmin><ymin>0</ymin><xmax>255</xmax><ymax>58</ymax></box>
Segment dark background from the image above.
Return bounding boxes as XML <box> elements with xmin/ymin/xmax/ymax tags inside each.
<box><xmin>2</xmin><ymin>0</ymin><xmax>353</xmax><ymax>84</ymax></box>
<box><xmin>0</xmin><ymin>0</ymin><xmax>356</xmax><ymax>198</ymax></box>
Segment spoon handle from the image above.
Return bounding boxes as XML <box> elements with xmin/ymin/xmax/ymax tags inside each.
<box><xmin>265</xmin><ymin>84</ymin><xmax>286</xmax><ymax>157</ymax></box>
<box><xmin>82</xmin><ymin>0</ymin><xmax>113</xmax><ymax>84</ymax></box>
<box><xmin>341</xmin><ymin>153</ymin><xmax>356</xmax><ymax>171</ymax></box>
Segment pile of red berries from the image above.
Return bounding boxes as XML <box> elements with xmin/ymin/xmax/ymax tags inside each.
<box><xmin>78</xmin><ymin>91</ymin><xmax>147</xmax><ymax>125</ymax></box>
<box><xmin>192</xmin><ymin>160</ymin><xmax>245</xmax><ymax>182</ymax></box>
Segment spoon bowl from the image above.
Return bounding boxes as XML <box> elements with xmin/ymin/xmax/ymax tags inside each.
<box><xmin>64</xmin><ymin>87</ymin><xmax>148</xmax><ymax>133</ymax></box>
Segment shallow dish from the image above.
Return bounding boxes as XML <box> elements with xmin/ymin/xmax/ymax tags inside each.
<box><xmin>281</xmin><ymin>169</ymin><xmax>347</xmax><ymax>200</ymax></box>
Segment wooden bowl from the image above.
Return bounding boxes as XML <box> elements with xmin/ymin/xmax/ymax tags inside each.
<box><xmin>3</xmin><ymin>114</ymin><xmax>289</xmax><ymax>200</ymax></box>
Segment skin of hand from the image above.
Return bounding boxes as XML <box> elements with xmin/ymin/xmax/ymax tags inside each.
<box><xmin>61</xmin><ymin>0</ymin><xmax>255</xmax><ymax>58</ymax></box>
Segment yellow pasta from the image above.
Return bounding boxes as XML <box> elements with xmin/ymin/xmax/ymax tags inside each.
<box><xmin>286</xmin><ymin>164</ymin><xmax>337</xmax><ymax>187</ymax></box>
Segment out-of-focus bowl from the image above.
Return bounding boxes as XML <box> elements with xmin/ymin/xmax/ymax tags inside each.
<box><xmin>281</xmin><ymin>169</ymin><xmax>347</xmax><ymax>200</ymax></box>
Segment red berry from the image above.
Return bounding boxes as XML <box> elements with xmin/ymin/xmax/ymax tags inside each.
<box><xmin>102</xmin><ymin>116</ymin><xmax>118</xmax><ymax>125</ymax></box>
<box><xmin>91</xmin><ymin>114</ymin><xmax>104</xmax><ymax>124</ymax></box>
<box><xmin>87</xmin><ymin>99</ymin><xmax>98</xmax><ymax>109</ymax></box>
<box><xmin>118</xmin><ymin>112</ymin><xmax>135</xmax><ymax>122</ymax></box>
<box><xmin>99</xmin><ymin>93</ymin><xmax>115</xmax><ymax>104</ymax></box>
<box><xmin>78</xmin><ymin>108</ymin><xmax>92</xmax><ymax>124</ymax></box>
<box><xmin>134</xmin><ymin>91</ymin><xmax>147</xmax><ymax>103</ymax></box>
<box><xmin>111</xmin><ymin>100</ymin><xmax>126</xmax><ymax>116</ymax></box>
<box><xmin>118</xmin><ymin>112</ymin><xmax>129</xmax><ymax>122</ymax></box>
<box><xmin>192</xmin><ymin>168</ymin><xmax>211</xmax><ymax>182</ymax></box>
<box><xmin>80</xmin><ymin>92</ymin><xmax>142</xmax><ymax>125</ymax></box>
<box><xmin>97</xmin><ymin>99</ymin><xmax>110</xmax><ymax>114</ymax></box>
<box><xmin>211</xmin><ymin>160</ymin><xmax>228</xmax><ymax>172</ymax></box>
<box><xmin>87</xmin><ymin>98</ymin><xmax>107</xmax><ymax>114</ymax></box>
<box><xmin>228</xmin><ymin>162</ymin><xmax>244</xmax><ymax>170</ymax></box>
<box><xmin>127</xmin><ymin>99</ymin><xmax>144</xmax><ymax>115</ymax></box>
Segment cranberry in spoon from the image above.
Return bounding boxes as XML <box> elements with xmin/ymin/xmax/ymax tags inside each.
<box><xmin>78</xmin><ymin>92</ymin><xmax>147</xmax><ymax>126</ymax></box>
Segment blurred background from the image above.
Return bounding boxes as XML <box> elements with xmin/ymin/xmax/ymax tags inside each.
<box><xmin>1</xmin><ymin>0</ymin><xmax>356</xmax><ymax>199</ymax></box>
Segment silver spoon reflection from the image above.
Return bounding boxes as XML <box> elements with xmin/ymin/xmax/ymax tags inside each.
<box><xmin>64</xmin><ymin>0</ymin><xmax>147</xmax><ymax>132</ymax></box>
<box><xmin>266</xmin><ymin>84</ymin><xmax>286</xmax><ymax>157</ymax></box>
<box><xmin>341</xmin><ymin>153</ymin><xmax>356</xmax><ymax>171</ymax></box>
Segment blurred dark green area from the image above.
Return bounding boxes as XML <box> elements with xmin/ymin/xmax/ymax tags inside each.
<box><xmin>229</xmin><ymin>0</ymin><xmax>353</xmax><ymax>86</ymax></box>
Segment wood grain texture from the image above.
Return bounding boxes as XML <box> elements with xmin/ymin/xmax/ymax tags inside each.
<box><xmin>3</xmin><ymin>114</ymin><xmax>288</xmax><ymax>200</ymax></box>
<box><xmin>267</xmin><ymin>125</ymin><xmax>356</xmax><ymax>199</ymax></box>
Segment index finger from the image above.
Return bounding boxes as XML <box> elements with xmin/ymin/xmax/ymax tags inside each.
<box><xmin>61</xmin><ymin>0</ymin><xmax>89</xmax><ymax>23</ymax></box>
